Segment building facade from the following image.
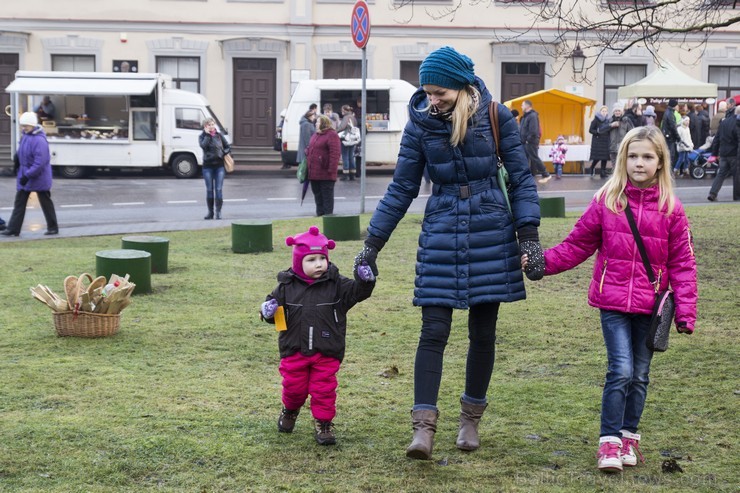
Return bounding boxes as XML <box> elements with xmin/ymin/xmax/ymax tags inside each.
<box><xmin>1</xmin><ymin>0</ymin><xmax>738</xmax><ymax>148</ymax></box>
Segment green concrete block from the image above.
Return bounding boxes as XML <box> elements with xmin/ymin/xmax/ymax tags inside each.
<box><xmin>96</xmin><ymin>249</ymin><xmax>152</xmax><ymax>295</ymax></box>
<box><xmin>121</xmin><ymin>235</ymin><xmax>169</xmax><ymax>274</ymax></box>
<box><xmin>540</xmin><ymin>196</ymin><xmax>566</xmax><ymax>218</ymax></box>
<box><xmin>322</xmin><ymin>214</ymin><xmax>360</xmax><ymax>241</ymax></box>
<box><xmin>232</xmin><ymin>220</ymin><xmax>273</xmax><ymax>253</ymax></box>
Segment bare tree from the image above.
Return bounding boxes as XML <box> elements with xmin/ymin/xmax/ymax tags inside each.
<box><xmin>392</xmin><ymin>0</ymin><xmax>740</xmax><ymax>81</ymax></box>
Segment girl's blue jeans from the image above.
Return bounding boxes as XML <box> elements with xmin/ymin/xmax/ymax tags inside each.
<box><xmin>599</xmin><ymin>310</ymin><xmax>654</xmax><ymax>437</ymax></box>
<box><xmin>202</xmin><ymin>166</ymin><xmax>225</xmax><ymax>200</ymax></box>
<box><xmin>341</xmin><ymin>144</ymin><xmax>356</xmax><ymax>171</ymax></box>
<box><xmin>674</xmin><ymin>151</ymin><xmax>689</xmax><ymax>173</ymax></box>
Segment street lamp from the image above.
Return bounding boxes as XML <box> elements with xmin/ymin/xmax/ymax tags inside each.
<box><xmin>571</xmin><ymin>45</ymin><xmax>586</xmax><ymax>75</ymax></box>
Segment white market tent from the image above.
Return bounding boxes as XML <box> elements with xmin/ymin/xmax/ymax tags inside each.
<box><xmin>618</xmin><ymin>61</ymin><xmax>718</xmax><ymax>99</ymax></box>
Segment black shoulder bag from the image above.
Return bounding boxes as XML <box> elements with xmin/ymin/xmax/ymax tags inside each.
<box><xmin>624</xmin><ymin>205</ymin><xmax>675</xmax><ymax>352</ymax></box>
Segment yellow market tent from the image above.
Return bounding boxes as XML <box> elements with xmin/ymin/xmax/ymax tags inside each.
<box><xmin>504</xmin><ymin>88</ymin><xmax>596</xmax><ymax>144</ymax></box>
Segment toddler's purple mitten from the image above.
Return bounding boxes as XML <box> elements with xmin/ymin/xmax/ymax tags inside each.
<box><xmin>355</xmin><ymin>261</ymin><xmax>376</xmax><ymax>282</ymax></box>
<box><xmin>261</xmin><ymin>299</ymin><xmax>278</xmax><ymax>319</ymax></box>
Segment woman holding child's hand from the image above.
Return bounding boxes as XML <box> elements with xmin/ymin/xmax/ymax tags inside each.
<box><xmin>354</xmin><ymin>46</ymin><xmax>543</xmax><ymax>460</ymax></box>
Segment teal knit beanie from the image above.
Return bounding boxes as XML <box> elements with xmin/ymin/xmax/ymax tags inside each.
<box><xmin>419</xmin><ymin>46</ymin><xmax>476</xmax><ymax>90</ymax></box>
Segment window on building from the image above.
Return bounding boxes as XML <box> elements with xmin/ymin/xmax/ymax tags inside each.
<box><xmin>603</xmin><ymin>64</ymin><xmax>646</xmax><ymax>108</ymax></box>
<box><xmin>51</xmin><ymin>55</ymin><xmax>95</xmax><ymax>72</ymax></box>
<box><xmin>156</xmin><ymin>57</ymin><xmax>201</xmax><ymax>93</ymax></box>
<box><xmin>708</xmin><ymin>65</ymin><xmax>740</xmax><ymax>100</ymax></box>
<box><xmin>323</xmin><ymin>59</ymin><xmax>362</xmax><ymax>79</ymax></box>
<box><xmin>400</xmin><ymin>61</ymin><xmax>421</xmax><ymax>88</ymax></box>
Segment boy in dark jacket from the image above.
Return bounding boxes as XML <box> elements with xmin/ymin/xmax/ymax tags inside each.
<box><xmin>260</xmin><ymin>226</ymin><xmax>375</xmax><ymax>445</ymax></box>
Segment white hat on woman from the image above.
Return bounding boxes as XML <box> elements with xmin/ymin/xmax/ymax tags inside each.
<box><xmin>19</xmin><ymin>112</ymin><xmax>38</xmax><ymax>126</ymax></box>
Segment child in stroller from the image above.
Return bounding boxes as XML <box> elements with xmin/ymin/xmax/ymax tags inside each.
<box><xmin>688</xmin><ymin>136</ymin><xmax>718</xmax><ymax>179</ymax></box>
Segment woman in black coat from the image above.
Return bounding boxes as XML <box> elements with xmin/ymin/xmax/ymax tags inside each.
<box><xmin>588</xmin><ymin>105</ymin><xmax>611</xmax><ymax>178</ymax></box>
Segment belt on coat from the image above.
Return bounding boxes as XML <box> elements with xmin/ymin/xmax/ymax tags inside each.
<box><xmin>432</xmin><ymin>177</ymin><xmax>496</xmax><ymax>199</ymax></box>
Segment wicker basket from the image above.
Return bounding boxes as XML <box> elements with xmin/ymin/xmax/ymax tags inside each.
<box><xmin>52</xmin><ymin>311</ymin><xmax>121</xmax><ymax>338</ymax></box>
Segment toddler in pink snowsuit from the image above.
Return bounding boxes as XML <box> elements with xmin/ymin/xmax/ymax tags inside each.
<box><xmin>260</xmin><ymin>226</ymin><xmax>375</xmax><ymax>445</ymax></box>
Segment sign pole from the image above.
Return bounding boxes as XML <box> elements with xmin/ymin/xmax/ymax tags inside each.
<box><xmin>350</xmin><ymin>0</ymin><xmax>370</xmax><ymax>214</ymax></box>
<box><xmin>360</xmin><ymin>47</ymin><xmax>367</xmax><ymax>214</ymax></box>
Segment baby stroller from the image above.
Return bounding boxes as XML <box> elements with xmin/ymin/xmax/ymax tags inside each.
<box><xmin>688</xmin><ymin>149</ymin><xmax>718</xmax><ymax>180</ymax></box>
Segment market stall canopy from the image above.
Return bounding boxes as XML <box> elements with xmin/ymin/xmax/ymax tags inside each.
<box><xmin>6</xmin><ymin>71</ymin><xmax>159</xmax><ymax>96</ymax></box>
<box><xmin>618</xmin><ymin>62</ymin><xmax>718</xmax><ymax>99</ymax></box>
<box><xmin>504</xmin><ymin>88</ymin><xmax>596</xmax><ymax>143</ymax></box>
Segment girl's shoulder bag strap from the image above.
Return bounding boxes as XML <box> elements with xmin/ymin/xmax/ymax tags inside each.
<box><xmin>624</xmin><ymin>204</ymin><xmax>657</xmax><ymax>287</ymax></box>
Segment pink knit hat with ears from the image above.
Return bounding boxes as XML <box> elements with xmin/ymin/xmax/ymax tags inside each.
<box><xmin>286</xmin><ymin>226</ymin><xmax>336</xmax><ymax>279</ymax></box>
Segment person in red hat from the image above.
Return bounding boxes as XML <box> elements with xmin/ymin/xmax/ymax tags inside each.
<box><xmin>260</xmin><ymin>226</ymin><xmax>375</xmax><ymax>445</ymax></box>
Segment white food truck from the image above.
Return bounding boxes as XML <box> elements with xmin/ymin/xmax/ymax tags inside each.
<box><xmin>5</xmin><ymin>71</ymin><xmax>227</xmax><ymax>178</ymax></box>
<box><xmin>280</xmin><ymin>79</ymin><xmax>417</xmax><ymax>167</ymax></box>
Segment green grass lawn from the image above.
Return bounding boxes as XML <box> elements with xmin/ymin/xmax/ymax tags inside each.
<box><xmin>0</xmin><ymin>205</ymin><xmax>737</xmax><ymax>492</ymax></box>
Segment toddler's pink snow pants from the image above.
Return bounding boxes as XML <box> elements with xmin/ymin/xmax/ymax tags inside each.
<box><xmin>279</xmin><ymin>352</ymin><xmax>341</xmax><ymax>422</ymax></box>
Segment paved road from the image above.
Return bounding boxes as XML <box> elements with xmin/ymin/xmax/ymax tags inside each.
<box><xmin>0</xmin><ymin>166</ymin><xmax>736</xmax><ymax>242</ymax></box>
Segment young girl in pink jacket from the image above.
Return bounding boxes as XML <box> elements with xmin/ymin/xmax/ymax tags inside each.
<box><xmin>523</xmin><ymin>126</ymin><xmax>697</xmax><ymax>473</ymax></box>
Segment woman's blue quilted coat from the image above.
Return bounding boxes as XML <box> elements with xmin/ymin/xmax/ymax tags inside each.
<box><xmin>368</xmin><ymin>78</ymin><xmax>541</xmax><ymax>308</ymax></box>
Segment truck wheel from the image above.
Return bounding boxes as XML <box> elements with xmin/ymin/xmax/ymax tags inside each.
<box><xmin>690</xmin><ymin>166</ymin><xmax>705</xmax><ymax>180</ymax></box>
<box><xmin>171</xmin><ymin>154</ymin><xmax>199</xmax><ymax>179</ymax></box>
<box><xmin>58</xmin><ymin>166</ymin><xmax>90</xmax><ymax>179</ymax></box>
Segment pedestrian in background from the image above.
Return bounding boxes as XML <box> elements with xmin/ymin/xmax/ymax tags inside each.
<box><xmin>306</xmin><ymin>115</ymin><xmax>341</xmax><ymax>216</ymax></box>
<box><xmin>708</xmin><ymin>105</ymin><xmax>740</xmax><ymax>202</ymax></box>
<box><xmin>297</xmin><ymin>109</ymin><xmax>317</xmax><ymax>168</ymax></box>
<box><xmin>337</xmin><ymin>105</ymin><xmax>358</xmax><ymax>181</ymax></box>
<box><xmin>624</xmin><ymin>102</ymin><xmax>646</xmax><ymax>128</ymax></box>
<box><xmin>2</xmin><ymin>112</ymin><xmax>58</xmax><ymax>237</ymax></box>
<box><xmin>675</xmin><ymin>116</ymin><xmax>694</xmax><ymax>177</ymax></box>
<box><xmin>643</xmin><ymin>105</ymin><xmax>657</xmax><ymax>127</ymax></box>
<box><xmin>549</xmin><ymin>135</ymin><xmax>568</xmax><ymax>179</ymax></box>
<box><xmin>198</xmin><ymin>118</ymin><xmax>230</xmax><ymax>220</ymax></box>
<box><xmin>709</xmin><ymin>100</ymin><xmax>726</xmax><ymax>136</ymax></box>
<box><xmin>697</xmin><ymin>103</ymin><xmax>710</xmax><ymax>148</ymax></box>
<box><xmin>660</xmin><ymin>99</ymin><xmax>681</xmax><ymax>167</ymax></box>
<box><xmin>520</xmin><ymin>99</ymin><xmax>552</xmax><ymax>183</ymax></box>
<box><xmin>609</xmin><ymin>103</ymin><xmax>634</xmax><ymax>166</ymax></box>
<box><xmin>588</xmin><ymin>105</ymin><xmax>611</xmax><ymax>178</ymax></box>
<box><xmin>322</xmin><ymin>104</ymin><xmax>340</xmax><ymax>129</ymax></box>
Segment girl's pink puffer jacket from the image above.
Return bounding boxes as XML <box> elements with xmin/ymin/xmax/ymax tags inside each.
<box><xmin>544</xmin><ymin>182</ymin><xmax>697</xmax><ymax>332</ymax></box>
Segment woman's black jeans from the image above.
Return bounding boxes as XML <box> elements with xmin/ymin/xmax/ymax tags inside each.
<box><xmin>414</xmin><ymin>303</ymin><xmax>500</xmax><ymax>409</ymax></box>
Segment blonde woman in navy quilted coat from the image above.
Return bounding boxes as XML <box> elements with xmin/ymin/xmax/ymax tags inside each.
<box><xmin>353</xmin><ymin>47</ymin><xmax>543</xmax><ymax>460</ymax></box>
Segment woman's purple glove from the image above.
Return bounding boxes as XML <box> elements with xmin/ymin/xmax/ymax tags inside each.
<box><xmin>519</xmin><ymin>240</ymin><xmax>545</xmax><ymax>281</ymax></box>
<box><xmin>260</xmin><ymin>299</ymin><xmax>278</xmax><ymax>319</ymax></box>
<box><xmin>354</xmin><ymin>261</ymin><xmax>375</xmax><ymax>282</ymax></box>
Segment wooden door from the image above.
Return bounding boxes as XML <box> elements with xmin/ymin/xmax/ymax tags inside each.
<box><xmin>233</xmin><ymin>58</ymin><xmax>276</xmax><ymax>146</ymax></box>
<box><xmin>501</xmin><ymin>62</ymin><xmax>544</xmax><ymax>103</ymax></box>
<box><xmin>0</xmin><ymin>54</ymin><xmax>20</xmax><ymax>143</ymax></box>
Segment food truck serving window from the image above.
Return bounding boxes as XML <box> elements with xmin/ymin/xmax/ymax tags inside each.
<box><xmin>133</xmin><ymin>109</ymin><xmax>156</xmax><ymax>141</ymax></box>
<box><xmin>319</xmin><ymin>89</ymin><xmax>392</xmax><ymax>131</ymax></box>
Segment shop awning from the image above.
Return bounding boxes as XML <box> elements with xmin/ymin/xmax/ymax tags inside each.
<box><xmin>618</xmin><ymin>62</ymin><xmax>718</xmax><ymax>99</ymax></box>
<box><xmin>504</xmin><ymin>88</ymin><xmax>596</xmax><ymax>143</ymax></box>
<box><xmin>6</xmin><ymin>72</ymin><xmax>158</xmax><ymax>96</ymax></box>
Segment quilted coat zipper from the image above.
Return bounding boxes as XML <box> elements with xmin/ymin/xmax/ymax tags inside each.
<box><xmin>599</xmin><ymin>259</ymin><xmax>608</xmax><ymax>293</ymax></box>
